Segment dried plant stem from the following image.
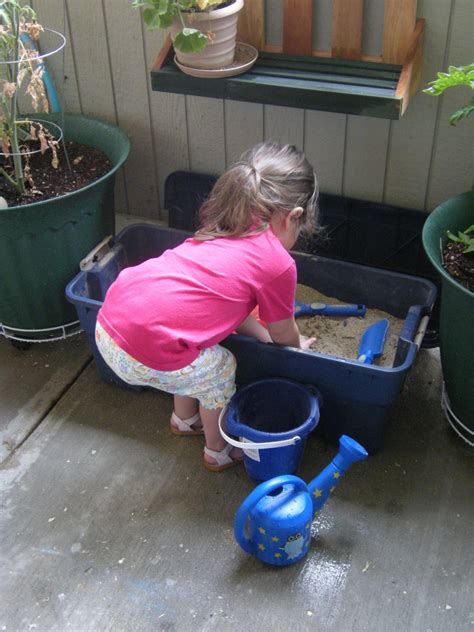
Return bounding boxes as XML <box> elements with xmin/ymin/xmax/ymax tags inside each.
<box><xmin>9</xmin><ymin>7</ymin><xmax>25</xmax><ymax>194</ymax></box>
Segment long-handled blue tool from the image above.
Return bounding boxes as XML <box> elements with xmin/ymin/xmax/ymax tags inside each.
<box><xmin>295</xmin><ymin>300</ymin><xmax>366</xmax><ymax>318</ymax></box>
<box><xmin>357</xmin><ymin>319</ymin><xmax>389</xmax><ymax>364</ymax></box>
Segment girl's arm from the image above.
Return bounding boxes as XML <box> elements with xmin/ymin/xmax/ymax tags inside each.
<box><xmin>236</xmin><ymin>315</ymin><xmax>273</xmax><ymax>343</ymax></box>
<box><xmin>267</xmin><ymin>317</ymin><xmax>316</xmax><ymax>350</ymax></box>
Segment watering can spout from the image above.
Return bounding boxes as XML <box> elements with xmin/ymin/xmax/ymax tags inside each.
<box><xmin>307</xmin><ymin>435</ymin><xmax>368</xmax><ymax>516</ymax></box>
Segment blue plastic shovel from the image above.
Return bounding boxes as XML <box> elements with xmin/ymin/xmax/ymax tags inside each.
<box><xmin>357</xmin><ymin>319</ymin><xmax>389</xmax><ymax>364</ymax></box>
<box><xmin>295</xmin><ymin>300</ymin><xmax>366</xmax><ymax>318</ymax></box>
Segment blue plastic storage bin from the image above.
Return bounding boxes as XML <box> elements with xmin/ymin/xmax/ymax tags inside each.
<box><xmin>66</xmin><ymin>223</ymin><xmax>437</xmax><ymax>453</ymax></box>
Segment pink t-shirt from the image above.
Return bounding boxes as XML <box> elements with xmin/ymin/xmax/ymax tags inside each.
<box><xmin>97</xmin><ymin>228</ymin><xmax>296</xmax><ymax>370</ymax></box>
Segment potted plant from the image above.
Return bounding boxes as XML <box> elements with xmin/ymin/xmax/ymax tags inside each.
<box><xmin>0</xmin><ymin>1</ymin><xmax>130</xmax><ymax>343</ymax></box>
<box><xmin>133</xmin><ymin>0</ymin><xmax>244</xmax><ymax>69</ymax></box>
<box><xmin>422</xmin><ymin>64</ymin><xmax>474</xmax><ymax>446</ymax></box>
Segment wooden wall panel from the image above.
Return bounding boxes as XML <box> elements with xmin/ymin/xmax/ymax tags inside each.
<box><xmin>225</xmin><ymin>101</ymin><xmax>264</xmax><ymax>167</ymax></box>
<box><xmin>264</xmin><ymin>105</ymin><xmax>304</xmax><ymax>147</ymax></box>
<box><xmin>237</xmin><ymin>0</ymin><xmax>265</xmax><ymax>50</ymax></box>
<box><xmin>186</xmin><ymin>96</ymin><xmax>225</xmax><ymax>174</ymax></box>
<box><xmin>362</xmin><ymin>0</ymin><xmax>384</xmax><ymax>58</ymax></box>
<box><xmin>283</xmin><ymin>0</ymin><xmax>313</xmax><ymax>55</ymax></box>
<box><xmin>343</xmin><ymin>116</ymin><xmax>390</xmax><ymax>202</ymax></box>
<box><xmin>65</xmin><ymin>0</ymin><xmax>127</xmax><ymax>213</ymax></box>
<box><xmin>102</xmin><ymin>0</ymin><xmax>159</xmax><ymax>219</ymax></box>
<box><xmin>384</xmin><ymin>0</ymin><xmax>453</xmax><ymax>210</ymax></box>
<box><xmin>312</xmin><ymin>0</ymin><xmax>332</xmax><ymax>53</ymax></box>
<box><xmin>265</xmin><ymin>0</ymin><xmax>283</xmax><ymax>47</ymax></box>
<box><xmin>427</xmin><ymin>0</ymin><xmax>474</xmax><ymax>210</ymax></box>
<box><xmin>332</xmin><ymin>0</ymin><xmax>364</xmax><ymax>60</ymax></box>
<box><xmin>30</xmin><ymin>1</ymin><xmax>473</xmax><ymax>217</ymax></box>
<box><xmin>304</xmin><ymin>111</ymin><xmax>345</xmax><ymax>195</ymax></box>
<box><xmin>32</xmin><ymin>0</ymin><xmax>82</xmax><ymax>113</ymax></box>
<box><xmin>383</xmin><ymin>0</ymin><xmax>418</xmax><ymax>64</ymax></box>
<box><xmin>143</xmin><ymin>29</ymin><xmax>189</xmax><ymax>218</ymax></box>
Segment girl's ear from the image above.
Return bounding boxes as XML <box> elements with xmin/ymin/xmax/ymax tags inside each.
<box><xmin>286</xmin><ymin>206</ymin><xmax>304</xmax><ymax>226</ymax></box>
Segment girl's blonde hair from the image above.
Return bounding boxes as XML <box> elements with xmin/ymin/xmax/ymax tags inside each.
<box><xmin>194</xmin><ymin>142</ymin><xmax>319</xmax><ymax>240</ymax></box>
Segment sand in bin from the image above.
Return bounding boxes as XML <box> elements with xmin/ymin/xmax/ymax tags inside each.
<box><xmin>296</xmin><ymin>284</ymin><xmax>404</xmax><ymax>367</ymax></box>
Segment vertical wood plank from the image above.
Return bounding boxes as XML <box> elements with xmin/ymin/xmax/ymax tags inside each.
<box><xmin>343</xmin><ymin>116</ymin><xmax>390</xmax><ymax>202</ymax></box>
<box><xmin>332</xmin><ymin>0</ymin><xmax>364</xmax><ymax>60</ymax></box>
<box><xmin>362</xmin><ymin>0</ymin><xmax>384</xmax><ymax>58</ymax></box>
<box><xmin>264</xmin><ymin>105</ymin><xmax>304</xmax><ymax>147</ymax></box>
<box><xmin>283</xmin><ymin>0</ymin><xmax>313</xmax><ymax>55</ymax></box>
<box><xmin>384</xmin><ymin>0</ymin><xmax>454</xmax><ymax>210</ymax></box>
<box><xmin>65</xmin><ymin>0</ymin><xmax>116</xmax><ymax>120</ymax></box>
<box><xmin>237</xmin><ymin>0</ymin><xmax>264</xmax><ymax>50</ymax></box>
<box><xmin>143</xmin><ymin>29</ymin><xmax>189</xmax><ymax>218</ymax></box>
<box><xmin>304</xmin><ymin>111</ymin><xmax>345</xmax><ymax>195</ymax></box>
<box><xmin>186</xmin><ymin>96</ymin><xmax>226</xmax><ymax>175</ymax></box>
<box><xmin>103</xmin><ymin>0</ymin><xmax>159</xmax><ymax>219</ymax></box>
<box><xmin>382</xmin><ymin>0</ymin><xmax>417</xmax><ymax>64</ymax></box>
<box><xmin>65</xmin><ymin>0</ymin><xmax>127</xmax><ymax>213</ymax></box>
<box><xmin>224</xmin><ymin>101</ymin><xmax>264</xmax><ymax>167</ymax></box>
<box><xmin>32</xmin><ymin>0</ymin><xmax>82</xmax><ymax>113</ymax></box>
<box><xmin>265</xmin><ymin>0</ymin><xmax>283</xmax><ymax>49</ymax></box>
<box><xmin>427</xmin><ymin>0</ymin><xmax>474</xmax><ymax>210</ymax></box>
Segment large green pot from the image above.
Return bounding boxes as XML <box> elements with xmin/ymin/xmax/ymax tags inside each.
<box><xmin>0</xmin><ymin>113</ymin><xmax>130</xmax><ymax>340</ymax></box>
<box><xmin>422</xmin><ymin>191</ymin><xmax>474</xmax><ymax>445</ymax></box>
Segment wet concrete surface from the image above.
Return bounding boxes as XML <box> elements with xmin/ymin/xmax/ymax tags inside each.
<box><xmin>0</xmin><ymin>333</ymin><xmax>473</xmax><ymax>631</ymax></box>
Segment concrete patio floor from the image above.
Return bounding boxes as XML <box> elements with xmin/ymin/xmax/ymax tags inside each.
<box><xmin>0</xmin><ymin>215</ymin><xmax>473</xmax><ymax>630</ymax></box>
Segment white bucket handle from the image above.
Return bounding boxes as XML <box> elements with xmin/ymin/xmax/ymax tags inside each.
<box><xmin>218</xmin><ymin>406</ymin><xmax>302</xmax><ymax>450</ymax></box>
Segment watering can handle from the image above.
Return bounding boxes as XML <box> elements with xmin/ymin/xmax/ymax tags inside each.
<box><xmin>234</xmin><ymin>475</ymin><xmax>308</xmax><ymax>555</ymax></box>
<box><xmin>218</xmin><ymin>407</ymin><xmax>302</xmax><ymax>450</ymax></box>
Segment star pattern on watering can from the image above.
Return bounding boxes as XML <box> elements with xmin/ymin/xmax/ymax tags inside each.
<box><xmin>313</xmin><ymin>488</ymin><xmax>323</xmax><ymax>498</ymax></box>
<box><xmin>258</xmin><ymin>543</ymin><xmax>265</xmax><ymax>551</ymax></box>
<box><xmin>258</xmin><ymin>527</ymin><xmax>266</xmax><ymax>535</ymax></box>
<box><xmin>333</xmin><ymin>472</ymin><xmax>341</xmax><ymax>479</ymax></box>
<box><xmin>271</xmin><ymin>536</ymin><xmax>279</xmax><ymax>542</ymax></box>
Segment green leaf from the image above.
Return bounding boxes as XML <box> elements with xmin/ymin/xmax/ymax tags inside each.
<box><xmin>447</xmin><ymin>230</ymin><xmax>461</xmax><ymax>243</ymax></box>
<box><xmin>173</xmin><ymin>27</ymin><xmax>208</xmax><ymax>53</ymax></box>
<box><xmin>449</xmin><ymin>96</ymin><xmax>474</xmax><ymax>125</ymax></box>
<box><xmin>447</xmin><ymin>225</ymin><xmax>474</xmax><ymax>253</ymax></box>
<box><xmin>142</xmin><ymin>6</ymin><xmax>163</xmax><ymax>29</ymax></box>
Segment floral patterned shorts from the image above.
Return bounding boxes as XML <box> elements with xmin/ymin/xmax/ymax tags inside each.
<box><xmin>95</xmin><ymin>322</ymin><xmax>236</xmax><ymax>409</ymax></box>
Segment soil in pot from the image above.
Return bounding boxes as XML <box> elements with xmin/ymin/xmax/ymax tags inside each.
<box><xmin>442</xmin><ymin>239</ymin><xmax>474</xmax><ymax>292</ymax></box>
<box><xmin>0</xmin><ymin>140</ymin><xmax>112</xmax><ymax>207</ymax></box>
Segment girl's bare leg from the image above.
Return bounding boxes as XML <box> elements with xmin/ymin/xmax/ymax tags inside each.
<box><xmin>173</xmin><ymin>394</ymin><xmax>199</xmax><ymax>420</ymax></box>
<box><xmin>199</xmin><ymin>405</ymin><xmax>242</xmax><ymax>464</ymax></box>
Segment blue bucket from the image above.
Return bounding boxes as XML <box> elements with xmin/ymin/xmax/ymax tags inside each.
<box><xmin>219</xmin><ymin>379</ymin><xmax>320</xmax><ymax>481</ymax></box>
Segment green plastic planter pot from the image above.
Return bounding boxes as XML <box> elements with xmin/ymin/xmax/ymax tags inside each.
<box><xmin>0</xmin><ymin>113</ymin><xmax>130</xmax><ymax>341</ymax></box>
<box><xmin>422</xmin><ymin>191</ymin><xmax>474</xmax><ymax>446</ymax></box>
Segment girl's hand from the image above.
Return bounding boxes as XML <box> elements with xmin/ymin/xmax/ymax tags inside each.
<box><xmin>300</xmin><ymin>335</ymin><xmax>317</xmax><ymax>350</ymax></box>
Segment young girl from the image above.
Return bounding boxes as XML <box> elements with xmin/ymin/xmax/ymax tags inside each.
<box><xmin>95</xmin><ymin>142</ymin><xmax>319</xmax><ymax>472</ymax></box>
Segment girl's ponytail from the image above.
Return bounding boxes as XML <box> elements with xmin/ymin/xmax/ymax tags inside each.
<box><xmin>195</xmin><ymin>142</ymin><xmax>319</xmax><ymax>241</ymax></box>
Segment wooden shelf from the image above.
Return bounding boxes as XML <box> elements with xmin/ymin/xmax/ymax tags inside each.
<box><xmin>152</xmin><ymin>49</ymin><xmax>407</xmax><ymax>119</ymax></box>
<box><xmin>150</xmin><ymin>1</ymin><xmax>425</xmax><ymax>121</ymax></box>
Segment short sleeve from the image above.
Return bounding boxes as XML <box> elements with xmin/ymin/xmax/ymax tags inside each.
<box><xmin>256</xmin><ymin>262</ymin><xmax>297</xmax><ymax>323</ymax></box>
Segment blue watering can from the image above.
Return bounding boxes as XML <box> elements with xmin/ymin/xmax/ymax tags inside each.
<box><xmin>234</xmin><ymin>435</ymin><xmax>368</xmax><ymax>566</ymax></box>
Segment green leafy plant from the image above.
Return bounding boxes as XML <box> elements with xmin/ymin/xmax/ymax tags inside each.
<box><xmin>423</xmin><ymin>63</ymin><xmax>474</xmax><ymax>125</ymax></box>
<box><xmin>0</xmin><ymin>0</ymin><xmax>57</xmax><ymax>196</ymax></box>
<box><xmin>447</xmin><ymin>225</ymin><xmax>474</xmax><ymax>254</ymax></box>
<box><xmin>132</xmin><ymin>0</ymin><xmax>229</xmax><ymax>54</ymax></box>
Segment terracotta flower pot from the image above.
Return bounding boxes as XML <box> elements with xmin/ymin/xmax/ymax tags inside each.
<box><xmin>170</xmin><ymin>0</ymin><xmax>244</xmax><ymax>69</ymax></box>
